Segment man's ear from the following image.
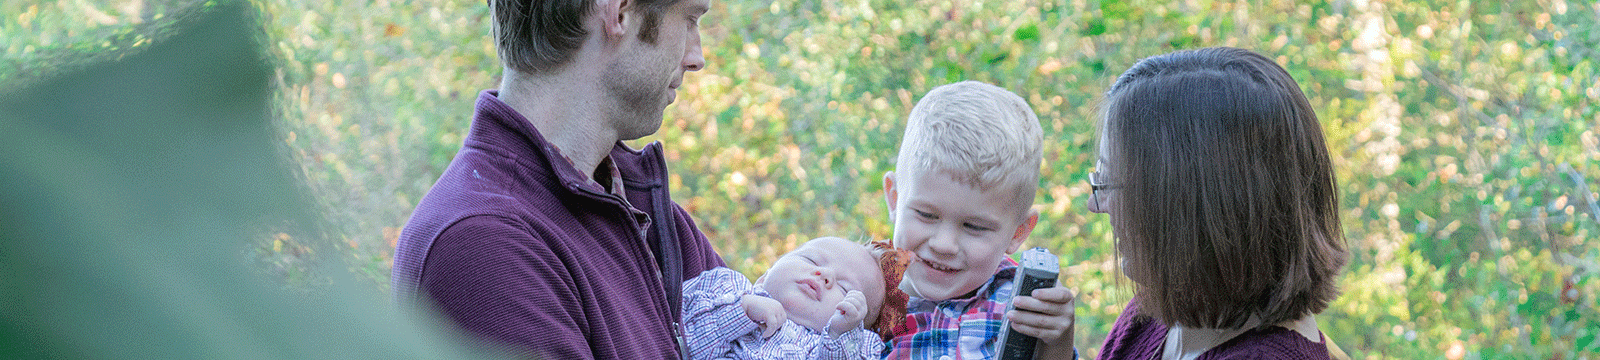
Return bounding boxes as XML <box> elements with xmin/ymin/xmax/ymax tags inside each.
<box><xmin>1006</xmin><ymin>209</ymin><xmax>1040</xmax><ymax>254</ymax></box>
<box><xmin>598</xmin><ymin>0</ymin><xmax>629</xmax><ymax>39</ymax></box>
<box><xmin>882</xmin><ymin>171</ymin><xmax>898</xmax><ymax>222</ymax></box>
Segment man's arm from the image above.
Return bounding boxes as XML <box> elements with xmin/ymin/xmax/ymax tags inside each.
<box><xmin>420</xmin><ymin>215</ymin><xmax>590</xmax><ymax>359</ymax></box>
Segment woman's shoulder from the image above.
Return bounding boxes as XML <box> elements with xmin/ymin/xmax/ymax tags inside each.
<box><xmin>1098</xmin><ymin>300</ymin><xmax>1166</xmax><ymax>360</ymax></box>
<box><xmin>1201</xmin><ymin>326</ymin><xmax>1330</xmax><ymax>360</ymax></box>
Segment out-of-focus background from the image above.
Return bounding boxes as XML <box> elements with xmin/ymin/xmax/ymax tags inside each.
<box><xmin>4</xmin><ymin>0</ymin><xmax>1596</xmax><ymax>358</ymax></box>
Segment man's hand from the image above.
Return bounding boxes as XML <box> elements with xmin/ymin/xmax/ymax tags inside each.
<box><xmin>741</xmin><ymin>294</ymin><xmax>787</xmax><ymax>338</ymax></box>
<box><xmin>826</xmin><ymin>289</ymin><xmax>868</xmax><ymax>338</ymax></box>
<box><xmin>1008</xmin><ymin>285</ymin><xmax>1076</xmax><ymax>359</ymax></box>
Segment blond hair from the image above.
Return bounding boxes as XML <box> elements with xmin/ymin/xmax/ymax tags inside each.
<box><xmin>894</xmin><ymin>81</ymin><xmax>1043</xmax><ymax>216</ymax></box>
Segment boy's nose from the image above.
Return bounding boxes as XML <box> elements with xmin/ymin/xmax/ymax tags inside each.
<box><xmin>926</xmin><ymin>227</ymin><xmax>959</xmax><ymax>255</ymax></box>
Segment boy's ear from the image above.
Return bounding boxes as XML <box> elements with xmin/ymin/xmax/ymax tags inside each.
<box><xmin>754</xmin><ymin>274</ymin><xmax>768</xmax><ymax>286</ymax></box>
<box><xmin>882</xmin><ymin>171</ymin><xmax>898</xmax><ymax>221</ymax></box>
<box><xmin>598</xmin><ymin>0</ymin><xmax>629</xmax><ymax>39</ymax></box>
<box><xmin>1006</xmin><ymin>209</ymin><xmax>1040</xmax><ymax>254</ymax></box>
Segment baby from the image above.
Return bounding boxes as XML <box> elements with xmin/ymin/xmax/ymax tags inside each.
<box><xmin>683</xmin><ymin>237</ymin><xmax>910</xmax><ymax>360</ymax></box>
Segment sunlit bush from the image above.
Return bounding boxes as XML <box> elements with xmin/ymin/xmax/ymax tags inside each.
<box><xmin>4</xmin><ymin>0</ymin><xmax>1595</xmax><ymax>357</ymax></box>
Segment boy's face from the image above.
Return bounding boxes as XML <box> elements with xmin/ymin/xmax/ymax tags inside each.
<box><xmin>758</xmin><ymin>237</ymin><xmax>886</xmax><ymax>331</ymax></box>
<box><xmin>884</xmin><ymin>170</ymin><xmax>1037</xmax><ymax>301</ymax></box>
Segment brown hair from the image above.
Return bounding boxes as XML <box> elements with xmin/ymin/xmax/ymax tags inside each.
<box><xmin>489</xmin><ymin>0</ymin><xmax>675</xmax><ymax>74</ymax></box>
<box><xmin>868</xmin><ymin>240</ymin><xmax>912</xmax><ymax>341</ymax></box>
<box><xmin>1099</xmin><ymin>47</ymin><xmax>1348</xmax><ymax>329</ymax></box>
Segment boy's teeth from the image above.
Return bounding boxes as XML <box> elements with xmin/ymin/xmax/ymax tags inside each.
<box><xmin>925</xmin><ymin>261</ymin><xmax>956</xmax><ymax>272</ymax></box>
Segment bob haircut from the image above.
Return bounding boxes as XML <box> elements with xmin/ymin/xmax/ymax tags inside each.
<box><xmin>490</xmin><ymin>0</ymin><xmax>677</xmax><ymax>74</ymax></box>
<box><xmin>1098</xmin><ymin>47</ymin><xmax>1348</xmax><ymax>329</ymax></box>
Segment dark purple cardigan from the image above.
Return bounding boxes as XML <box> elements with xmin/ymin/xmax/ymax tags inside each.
<box><xmin>391</xmin><ymin>90</ymin><xmax>724</xmax><ymax>359</ymax></box>
<box><xmin>1097</xmin><ymin>300</ymin><xmax>1331</xmax><ymax>360</ymax></box>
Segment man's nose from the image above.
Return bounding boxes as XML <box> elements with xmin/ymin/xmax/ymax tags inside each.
<box><xmin>683</xmin><ymin>35</ymin><xmax>705</xmax><ymax>72</ymax></box>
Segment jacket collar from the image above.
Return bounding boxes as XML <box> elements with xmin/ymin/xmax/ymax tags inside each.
<box><xmin>467</xmin><ymin>90</ymin><xmax>669</xmax><ymax>194</ymax></box>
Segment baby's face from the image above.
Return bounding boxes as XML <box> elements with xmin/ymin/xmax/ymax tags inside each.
<box><xmin>759</xmin><ymin>237</ymin><xmax>885</xmax><ymax>332</ymax></box>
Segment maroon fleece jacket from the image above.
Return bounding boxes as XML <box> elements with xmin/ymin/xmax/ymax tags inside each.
<box><xmin>392</xmin><ymin>90</ymin><xmax>724</xmax><ymax>359</ymax></box>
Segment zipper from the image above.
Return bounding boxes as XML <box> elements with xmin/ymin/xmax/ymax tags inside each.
<box><xmin>572</xmin><ymin>183</ymin><xmax>680</xmax><ymax>358</ymax></box>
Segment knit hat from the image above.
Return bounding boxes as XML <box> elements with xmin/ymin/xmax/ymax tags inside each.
<box><xmin>868</xmin><ymin>240</ymin><xmax>913</xmax><ymax>341</ymax></box>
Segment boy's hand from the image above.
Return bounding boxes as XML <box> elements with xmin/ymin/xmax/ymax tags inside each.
<box><xmin>1007</xmin><ymin>285</ymin><xmax>1076</xmax><ymax>359</ymax></box>
<box><xmin>742</xmin><ymin>294</ymin><xmax>787</xmax><ymax>338</ymax></box>
<box><xmin>826</xmin><ymin>289</ymin><xmax>868</xmax><ymax>338</ymax></box>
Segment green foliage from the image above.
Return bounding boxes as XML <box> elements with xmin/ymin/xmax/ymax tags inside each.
<box><xmin>7</xmin><ymin>0</ymin><xmax>1597</xmax><ymax>358</ymax></box>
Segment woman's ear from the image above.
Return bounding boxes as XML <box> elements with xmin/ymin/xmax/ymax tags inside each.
<box><xmin>1006</xmin><ymin>209</ymin><xmax>1040</xmax><ymax>254</ymax></box>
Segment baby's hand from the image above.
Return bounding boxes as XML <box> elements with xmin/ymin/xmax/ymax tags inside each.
<box><xmin>825</xmin><ymin>289</ymin><xmax>868</xmax><ymax>338</ymax></box>
<box><xmin>741</xmin><ymin>294</ymin><xmax>786</xmax><ymax>338</ymax></box>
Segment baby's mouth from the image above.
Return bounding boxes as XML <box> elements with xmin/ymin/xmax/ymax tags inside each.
<box><xmin>799</xmin><ymin>279</ymin><xmax>823</xmax><ymax>300</ymax></box>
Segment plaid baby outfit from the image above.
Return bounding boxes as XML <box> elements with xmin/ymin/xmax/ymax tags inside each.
<box><xmin>682</xmin><ymin>267</ymin><xmax>883</xmax><ymax>360</ymax></box>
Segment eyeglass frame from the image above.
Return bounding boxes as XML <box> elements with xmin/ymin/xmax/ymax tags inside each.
<box><xmin>1088</xmin><ymin>171</ymin><xmax>1121</xmax><ymax>209</ymax></box>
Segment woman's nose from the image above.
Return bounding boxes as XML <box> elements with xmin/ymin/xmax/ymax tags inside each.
<box><xmin>1087</xmin><ymin>192</ymin><xmax>1109</xmax><ymax>213</ymax></box>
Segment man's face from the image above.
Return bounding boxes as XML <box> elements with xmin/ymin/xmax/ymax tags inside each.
<box><xmin>885</xmin><ymin>170</ymin><xmax>1029</xmax><ymax>301</ymax></box>
<box><xmin>603</xmin><ymin>0</ymin><xmax>708</xmax><ymax>140</ymax></box>
<box><xmin>758</xmin><ymin>237</ymin><xmax>885</xmax><ymax>332</ymax></box>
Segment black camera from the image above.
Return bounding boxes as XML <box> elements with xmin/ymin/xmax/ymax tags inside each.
<box><xmin>995</xmin><ymin>247</ymin><xmax>1061</xmax><ymax>360</ymax></box>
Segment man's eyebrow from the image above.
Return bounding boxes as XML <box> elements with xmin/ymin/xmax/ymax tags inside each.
<box><xmin>686</xmin><ymin>4</ymin><xmax>708</xmax><ymax>15</ymax></box>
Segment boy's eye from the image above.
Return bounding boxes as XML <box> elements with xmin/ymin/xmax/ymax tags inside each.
<box><xmin>964</xmin><ymin>223</ymin><xmax>993</xmax><ymax>232</ymax></box>
<box><xmin>913</xmin><ymin>209</ymin><xmax>936</xmax><ymax>220</ymax></box>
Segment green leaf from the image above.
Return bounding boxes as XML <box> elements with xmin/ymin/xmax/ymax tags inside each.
<box><xmin>1013</xmin><ymin>23</ymin><xmax>1039</xmax><ymax>42</ymax></box>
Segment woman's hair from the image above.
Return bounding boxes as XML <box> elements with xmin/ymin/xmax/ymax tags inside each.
<box><xmin>1098</xmin><ymin>47</ymin><xmax>1348</xmax><ymax>329</ymax></box>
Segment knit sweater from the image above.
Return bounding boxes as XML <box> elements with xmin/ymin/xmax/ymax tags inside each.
<box><xmin>391</xmin><ymin>90</ymin><xmax>725</xmax><ymax>359</ymax></box>
<box><xmin>1097</xmin><ymin>300</ymin><xmax>1330</xmax><ymax>360</ymax></box>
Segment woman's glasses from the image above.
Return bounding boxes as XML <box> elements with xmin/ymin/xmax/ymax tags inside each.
<box><xmin>1088</xmin><ymin>171</ymin><xmax>1120</xmax><ymax>209</ymax></box>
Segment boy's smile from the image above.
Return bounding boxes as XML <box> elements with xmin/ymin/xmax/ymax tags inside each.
<box><xmin>884</xmin><ymin>170</ymin><xmax>1037</xmax><ymax>301</ymax></box>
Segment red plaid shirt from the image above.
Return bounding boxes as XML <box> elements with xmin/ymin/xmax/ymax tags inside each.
<box><xmin>882</xmin><ymin>258</ymin><xmax>1018</xmax><ymax>360</ymax></box>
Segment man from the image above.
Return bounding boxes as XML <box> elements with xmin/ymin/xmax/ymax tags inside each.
<box><xmin>390</xmin><ymin>0</ymin><xmax>723</xmax><ymax>358</ymax></box>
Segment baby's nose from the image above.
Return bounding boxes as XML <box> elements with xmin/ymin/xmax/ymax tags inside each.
<box><xmin>814</xmin><ymin>269</ymin><xmax>833</xmax><ymax>287</ymax></box>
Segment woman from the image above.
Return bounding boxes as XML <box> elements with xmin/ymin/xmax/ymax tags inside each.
<box><xmin>1086</xmin><ymin>47</ymin><xmax>1349</xmax><ymax>359</ymax></box>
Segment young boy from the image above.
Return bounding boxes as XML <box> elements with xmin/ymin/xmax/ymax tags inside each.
<box><xmin>683</xmin><ymin>237</ymin><xmax>911</xmax><ymax>359</ymax></box>
<box><xmin>880</xmin><ymin>81</ymin><xmax>1077</xmax><ymax>359</ymax></box>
